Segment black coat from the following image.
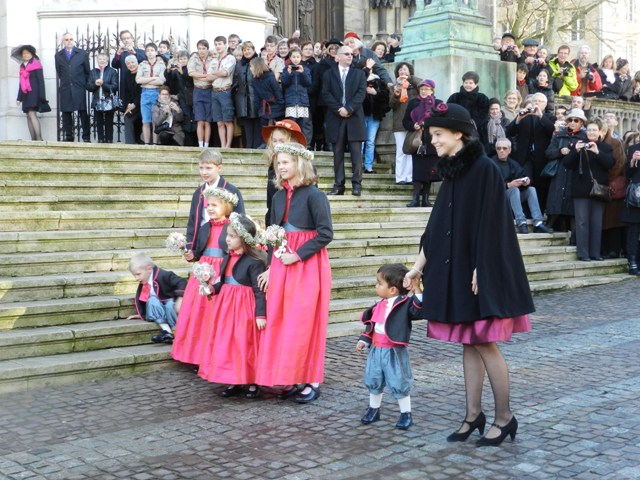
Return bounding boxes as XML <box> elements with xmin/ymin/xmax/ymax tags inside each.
<box><xmin>111</xmin><ymin>48</ymin><xmax>146</xmax><ymax>94</ymax></box>
<box><xmin>545</xmin><ymin>129</ymin><xmax>588</xmax><ymax>216</ymax></box>
<box><xmin>134</xmin><ymin>266</ymin><xmax>187</xmax><ymax>320</ymax></box>
<box><xmin>563</xmin><ymin>142</ymin><xmax>614</xmax><ymax>198</ymax></box>
<box><xmin>86</xmin><ymin>66</ymin><xmax>119</xmax><ymax>108</ymax></box>
<box><xmin>322</xmin><ymin>64</ymin><xmax>367</xmax><ymax>143</ymax></box>
<box><xmin>313</xmin><ymin>56</ymin><xmax>336</xmax><ymax>107</ymax></box>
<box><xmin>601</xmin><ymin>72</ymin><xmax>633</xmax><ymax>101</ymax></box>
<box><xmin>402</xmin><ymin>97</ymin><xmax>441</xmax><ymax>181</ymax></box>
<box><xmin>358</xmin><ymin>295</ymin><xmax>423</xmax><ymax>347</ymax></box>
<box><xmin>17</xmin><ymin>60</ymin><xmax>46</xmax><ymax>112</ymax></box>
<box><xmin>420</xmin><ymin>140</ymin><xmax>535</xmax><ymax>323</ymax></box>
<box><xmin>362</xmin><ymin>72</ymin><xmax>391</xmax><ymax>121</ymax></box>
<box><xmin>213</xmin><ymin>253</ymin><xmax>267</xmax><ymax>317</ymax></box>
<box><xmin>233</xmin><ymin>55</ymin><xmax>258</xmax><ymax>118</ymax></box>
<box><xmin>505</xmin><ymin>113</ymin><xmax>555</xmax><ymax>180</ymax></box>
<box><xmin>621</xmin><ymin>144</ymin><xmax>640</xmax><ymax>224</ymax></box>
<box><xmin>54</xmin><ymin>47</ymin><xmax>90</xmax><ymax>112</ymax></box>
<box><xmin>252</xmin><ymin>71</ymin><xmax>285</xmax><ymax>120</ymax></box>
<box><xmin>447</xmin><ymin>86</ymin><xmax>490</xmax><ymax>146</ymax></box>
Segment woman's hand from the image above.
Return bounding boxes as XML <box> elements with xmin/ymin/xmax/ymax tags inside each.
<box><xmin>631</xmin><ymin>150</ymin><xmax>640</xmax><ymax>167</ymax></box>
<box><xmin>403</xmin><ymin>267</ymin><xmax>421</xmax><ymax>289</ymax></box>
<box><xmin>280</xmin><ymin>253</ymin><xmax>299</xmax><ymax>265</ymax></box>
<box><xmin>257</xmin><ymin>268</ymin><xmax>270</xmax><ymax>292</ymax></box>
<box><xmin>365</xmin><ymin>58</ymin><xmax>376</xmax><ymax>69</ymax></box>
<box><xmin>256</xmin><ymin>318</ymin><xmax>266</xmax><ymax>330</ymax></box>
<box><xmin>183</xmin><ymin>250</ymin><xmax>194</xmax><ymax>262</ymax></box>
<box><xmin>471</xmin><ymin>268</ymin><xmax>478</xmax><ymax>295</ymax></box>
<box><xmin>95</xmin><ymin>78</ymin><xmax>103</xmax><ymax>86</ymax></box>
<box><xmin>586</xmin><ymin>142</ymin><xmax>599</xmax><ymax>155</ymax></box>
<box><xmin>414</xmin><ymin>123</ymin><xmax>421</xmax><ymax>131</ymax></box>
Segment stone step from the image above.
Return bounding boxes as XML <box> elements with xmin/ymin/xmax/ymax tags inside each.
<box><xmin>0</xmin><ymin>208</ymin><xmax>432</xmax><ymax>232</ymax></box>
<box><xmin>525</xmin><ymin>258</ymin><xmax>628</xmax><ymax>280</ymax></box>
<box><xmin>0</xmin><ymin>320</ymin><xmax>158</xmax><ymax>361</ymax></box>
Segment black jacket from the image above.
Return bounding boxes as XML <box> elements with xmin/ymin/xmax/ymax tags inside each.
<box><xmin>213</xmin><ymin>253</ymin><xmax>267</xmax><ymax>317</ymax></box>
<box><xmin>358</xmin><ymin>295</ymin><xmax>423</xmax><ymax>347</ymax></box>
<box><xmin>233</xmin><ymin>54</ymin><xmax>258</xmax><ymax>118</ymax></box>
<box><xmin>563</xmin><ymin>142</ymin><xmax>614</xmax><ymax>198</ymax></box>
<box><xmin>54</xmin><ymin>47</ymin><xmax>91</xmax><ymax>112</ymax></box>
<box><xmin>420</xmin><ymin>140</ymin><xmax>535</xmax><ymax>323</ymax></box>
<box><xmin>86</xmin><ymin>66</ymin><xmax>119</xmax><ymax>108</ymax></box>
<box><xmin>134</xmin><ymin>266</ymin><xmax>187</xmax><ymax>320</ymax></box>
<box><xmin>361</xmin><ymin>71</ymin><xmax>391</xmax><ymax>120</ymax></box>
<box><xmin>269</xmin><ymin>184</ymin><xmax>333</xmax><ymax>262</ymax></box>
<box><xmin>447</xmin><ymin>86</ymin><xmax>490</xmax><ymax>145</ymax></box>
<box><xmin>322</xmin><ymin>64</ymin><xmax>367</xmax><ymax>143</ymax></box>
<box><xmin>621</xmin><ymin>144</ymin><xmax>640</xmax><ymax>223</ymax></box>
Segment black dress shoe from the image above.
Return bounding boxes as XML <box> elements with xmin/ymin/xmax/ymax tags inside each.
<box><xmin>447</xmin><ymin>412</ymin><xmax>486</xmax><ymax>442</ymax></box>
<box><xmin>294</xmin><ymin>384</ymin><xmax>320</xmax><ymax>404</ymax></box>
<box><xmin>219</xmin><ymin>385</ymin><xmax>244</xmax><ymax>398</ymax></box>
<box><xmin>364</xmin><ymin>169</ymin><xmax>375</xmax><ymax>174</ymax></box>
<box><xmin>534</xmin><ymin>223</ymin><xmax>554</xmax><ymax>233</ymax></box>
<box><xmin>245</xmin><ymin>385</ymin><xmax>261</xmax><ymax>399</ymax></box>
<box><xmin>396</xmin><ymin>412</ymin><xmax>413</xmax><ymax>430</ymax></box>
<box><xmin>517</xmin><ymin>224</ymin><xmax>529</xmax><ymax>234</ymax></box>
<box><xmin>577</xmin><ymin>256</ymin><xmax>591</xmax><ymax>261</ymax></box>
<box><xmin>276</xmin><ymin>385</ymin><xmax>303</xmax><ymax>400</ymax></box>
<box><xmin>328</xmin><ymin>187</ymin><xmax>345</xmax><ymax>196</ymax></box>
<box><xmin>151</xmin><ymin>331</ymin><xmax>173</xmax><ymax>344</ymax></box>
<box><xmin>162</xmin><ymin>332</ymin><xmax>174</xmax><ymax>344</ymax></box>
<box><xmin>591</xmin><ymin>256</ymin><xmax>605</xmax><ymax>261</ymax></box>
<box><xmin>352</xmin><ymin>187</ymin><xmax>362</xmax><ymax>196</ymax></box>
<box><xmin>476</xmin><ymin>416</ymin><xmax>518</xmax><ymax>447</ymax></box>
<box><xmin>360</xmin><ymin>407</ymin><xmax>380</xmax><ymax>424</ymax></box>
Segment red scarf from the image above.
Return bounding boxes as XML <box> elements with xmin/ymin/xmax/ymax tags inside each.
<box><xmin>20</xmin><ymin>58</ymin><xmax>42</xmax><ymax>94</ymax></box>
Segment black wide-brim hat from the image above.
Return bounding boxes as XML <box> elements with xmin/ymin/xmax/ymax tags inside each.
<box><xmin>11</xmin><ymin>44</ymin><xmax>38</xmax><ymax>63</ymax></box>
<box><xmin>422</xmin><ymin>103</ymin><xmax>476</xmax><ymax>137</ymax></box>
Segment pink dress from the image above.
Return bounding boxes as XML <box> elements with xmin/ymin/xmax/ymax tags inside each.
<box><xmin>255</xmin><ymin>227</ymin><xmax>332</xmax><ymax>386</ymax></box>
<box><xmin>198</xmin><ymin>253</ymin><xmax>263</xmax><ymax>385</ymax></box>
<box><xmin>427</xmin><ymin>315</ymin><xmax>531</xmax><ymax>345</ymax></box>
<box><xmin>171</xmin><ymin>220</ymin><xmax>227</xmax><ymax>365</ymax></box>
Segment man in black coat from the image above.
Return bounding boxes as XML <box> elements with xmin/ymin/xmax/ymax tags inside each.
<box><xmin>54</xmin><ymin>32</ymin><xmax>91</xmax><ymax>142</ymax></box>
<box><xmin>322</xmin><ymin>45</ymin><xmax>367</xmax><ymax>196</ymax></box>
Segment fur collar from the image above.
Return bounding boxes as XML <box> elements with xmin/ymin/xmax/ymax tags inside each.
<box><xmin>437</xmin><ymin>140</ymin><xmax>485</xmax><ymax>180</ymax></box>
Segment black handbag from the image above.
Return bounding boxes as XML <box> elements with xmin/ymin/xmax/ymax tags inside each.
<box><xmin>38</xmin><ymin>99</ymin><xmax>51</xmax><ymax>113</ymax></box>
<box><xmin>154</xmin><ymin>122</ymin><xmax>174</xmax><ymax>135</ymax></box>
<box><xmin>626</xmin><ymin>181</ymin><xmax>640</xmax><ymax>207</ymax></box>
<box><xmin>540</xmin><ymin>159</ymin><xmax>559</xmax><ymax>178</ymax></box>
<box><xmin>95</xmin><ymin>86</ymin><xmax>123</xmax><ymax>112</ymax></box>
<box><xmin>585</xmin><ymin>150</ymin><xmax>611</xmax><ymax>202</ymax></box>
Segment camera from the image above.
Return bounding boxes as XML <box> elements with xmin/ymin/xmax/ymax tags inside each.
<box><xmin>507</xmin><ymin>45</ymin><xmax>514</xmax><ymax>51</ymax></box>
<box><xmin>586</xmin><ymin>71</ymin><xmax>594</xmax><ymax>81</ymax></box>
<box><xmin>519</xmin><ymin>107</ymin><xmax>534</xmax><ymax>115</ymax></box>
<box><xmin>533</xmin><ymin>57</ymin><xmax>540</xmax><ymax>64</ymax></box>
<box><xmin>587</xmin><ymin>142</ymin><xmax>596</xmax><ymax>148</ymax></box>
<box><xmin>294</xmin><ymin>64</ymin><xmax>303</xmax><ymax>71</ymax></box>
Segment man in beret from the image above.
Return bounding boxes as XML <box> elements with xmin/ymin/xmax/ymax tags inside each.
<box><xmin>499</xmin><ymin>33</ymin><xmax>520</xmax><ymax>63</ymax></box>
<box><xmin>519</xmin><ymin>38</ymin><xmax>540</xmax><ymax>68</ymax></box>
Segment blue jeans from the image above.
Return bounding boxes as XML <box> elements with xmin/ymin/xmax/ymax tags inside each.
<box><xmin>145</xmin><ymin>296</ymin><xmax>177</xmax><ymax>329</ymax></box>
<box><xmin>506</xmin><ymin>186</ymin><xmax>544</xmax><ymax>226</ymax></box>
<box><xmin>362</xmin><ymin>115</ymin><xmax>381</xmax><ymax>171</ymax></box>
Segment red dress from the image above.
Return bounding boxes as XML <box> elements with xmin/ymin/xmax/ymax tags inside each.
<box><xmin>171</xmin><ymin>220</ymin><xmax>227</xmax><ymax>365</ymax></box>
<box><xmin>256</xmin><ymin>183</ymin><xmax>333</xmax><ymax>386</ymax></box>
<box><xmin>198</xmin><ymin>253</ymin><xmax>263</xmax><ymax>384</ymax></box>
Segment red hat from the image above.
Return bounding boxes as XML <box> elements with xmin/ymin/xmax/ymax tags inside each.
<box><xmin>261</xmin><ymin>119</ymin><xmax>307</xmax><ymax>146</ymax></box>
<box><xmin>344</xmin><ymin>32</ymin><xmax>361</xmax><ymax>41</ymax></box>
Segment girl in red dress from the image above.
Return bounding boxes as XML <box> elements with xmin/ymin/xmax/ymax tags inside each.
<box><xmin>171</xmin><ymin>187</ymin><xmax>237</xmax><ymax>365</ymax></box>
<box><xmin>198</xmin><ymin>213</ymin><xmax>267</xmax><ymax>398</ymax></box>
<box><xmin>256</xmin><ymin>142</ymin><xmax>333</xmax><ymax>403</ymax></box>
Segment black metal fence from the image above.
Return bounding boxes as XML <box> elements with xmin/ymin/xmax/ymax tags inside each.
<box><xmin>54</xmin><ymin>21</ymin><xmax>190</xmax><ymax>143</ymax></box>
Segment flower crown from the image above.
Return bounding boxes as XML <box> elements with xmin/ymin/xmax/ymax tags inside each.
<box><xmin>274</xmin><ymin>143</ymin><xmax>314</xmax><ymax>161</ymax></box>
<box><xmin>229</xmin><ymin>212</ymin><xmax>258</xmax><ymax>246</ymax></box>
<box><xmin>202</xmin><ymin>187</ymin><xmax>239</xmax><ymax>206</ymax></box>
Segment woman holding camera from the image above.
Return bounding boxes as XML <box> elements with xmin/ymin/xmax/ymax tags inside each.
<box><xmin>402</xmin><ymin>79</ymin><xmax>443</xmax><ymax>207</ymax></box>
<box><xmin>152</xmin><ymin>85</ymin><xmax>184</xmax><ymax>146</ymax></box>
<box><xmin>563</xmin><ymin>117</ymin><xmax>614</xmax><ymax>260</ymax></box>
<box><xmin>545</xmin><ymin>109</ymin><xmax>588</xmax><ymax>234</ymax></box>
<box><xmin>621</xmin><ymin>136</ymin><xmax>640</xmax><ymax>274</ymax></box>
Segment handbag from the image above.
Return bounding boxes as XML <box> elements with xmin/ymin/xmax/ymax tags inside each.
<box><xmin>585</xmin><ymin>150</ymin><xmax>611</xmax><ymax>202</ymax></box>
<box><xmin>95</xmin><ymin>84</ymin><xmax>123</xmax><ymax>112</ymax></box>
<box><xmin>540</xmin><ymin>159</ymin><xmax>559</xmax><ymax>178</ymax></box>
<box><xmin>38</xmin><ymin>99</ymin><xmax>51</xmax><ymax>113</ymax></box>
<box><xmin>154</xmin><ymin>122</ymin><xmax>174</xmax><ymax>135</ymax></box>
<box><xmin>402</xmin><ymin>130</ymin><xmax>422</xmax><ymax>155</ymax></box>
<box><xmin>609</xmin><ymin>175</ymin><xmax>628</xmax><ymax>201</ymax></box>
<box><xmin>626</xmin><ymin>181</ymin><xmax>640</xmax><ymax>207</ymax></box>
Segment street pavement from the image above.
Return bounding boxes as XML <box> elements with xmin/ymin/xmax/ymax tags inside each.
<box><xmin>1</xmin><ymin>281</ymin><xmax>640</xmax><ymax>480</ymax></box>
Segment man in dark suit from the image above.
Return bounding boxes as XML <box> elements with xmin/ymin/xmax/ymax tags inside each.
<box><xmin>54</xmin><ymin>32</ymin><xmax>91</xmax><ymax>142</ymax></box>
<box><xmin>322</xmin><ymin>46</ymin><xmax>367</xmax><ymax>196</ymax></box>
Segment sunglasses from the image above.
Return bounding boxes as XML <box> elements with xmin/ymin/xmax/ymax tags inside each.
<box><xmin>567</xmin><ymin>118</ymin><xmax>581</xmax><ymax>123</ymax></box>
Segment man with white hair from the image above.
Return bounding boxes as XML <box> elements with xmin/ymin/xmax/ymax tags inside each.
<box><xmin>491</xmin><ymin>138</ymin><xmax>553</xmax><ymax>234</ymax></box>
<box><xmin>505</xmin><ymin>93</ymin><xmax>555</xmax><ymax>211</ymax></box>
<box><xmin>343</xmin><ymin>32</ymin><xmax>393</xmax><ymax>86</ymax></box>
<box><xmin>571</xmin><ymin>45</ymin><xmax>602</xmax><ymax>96</ymax></box>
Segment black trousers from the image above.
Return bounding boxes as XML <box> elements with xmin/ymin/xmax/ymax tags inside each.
<box><xmin>61</xmin><ymin>110</ymin><xmax>90</xmax><ymax>141</ymax></box>
<box><xmin>332</xmin><ymin>120</ymin><xmax>362</xmax><ymax>189</ymax></box>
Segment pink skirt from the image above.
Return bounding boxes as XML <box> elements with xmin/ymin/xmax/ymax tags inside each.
<box><xmin>427</xmin><ymin>315</ymin><xmax>531</xmax><ymax>345</ymax></box>
<box><xmin>171</xmin><ymin>256</ymin><xmax>223</xmax><ymax>365</ymax></box>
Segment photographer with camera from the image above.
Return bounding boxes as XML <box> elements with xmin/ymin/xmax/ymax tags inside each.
<box><xmin>281</xmin><ymin>47</ymin><xmax>312</xmax><ymax>146</ymax></box>
<box><xmin>563</xmin><ymin>118</ymin><xmax>614</xmax><ymax>261</ymax></box>
<box><xmin>549</xmin><ymin>45</ymin><xmax>579</xmax><ymax>95</ymax></box>
<box><xmin>571</xmin><ymin>45</ymin><xmax>603</xmax><ymax>97</ymax></box>
<box><xmin>112</xmin><ymin>30</ymin><xmax>146</xmax><ymax>96</ymax></box>
<box><xmin>518</xmin><ymin>38</ymin><xmax>539</xmax><ymax>69</ymax></box>
<box><xmin>544</xmin><ymin>109</ymin><xmax>588</xmax><ymax>234</ymax></box>
<box><xmin>499</xmin><ymin>32</ymin><xmax>520</xmax><ymax>63</ymax></box>
<box><xmin>152</xmin><ymin>85</ymin><xmax>184</xmax><ymax>146</ymax></box>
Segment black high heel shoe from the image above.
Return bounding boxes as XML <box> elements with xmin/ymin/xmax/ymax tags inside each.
<box><xmin>446</xmin><ymin>412</ymin><xmax>486</xmax><ymax>442</ymax></box>
<box><xmin>476</xmin><ymin>416</ymin><xmax>518</xmax><ymax>447</ymax></box>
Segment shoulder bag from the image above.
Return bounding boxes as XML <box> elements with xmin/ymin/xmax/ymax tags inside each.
<box><xmin>585</xmin><ymin>150</ymin><xmax>612</xmax><ymax>202</ymax></box>
<box><xmin>625</xmin><ymin>181</ymin><xmax>640</xmax><ymax>208</ymax></box>
<box><xmin>540</xmin><ymin>159</ymin><xmax>559</xmax><ymax>178</ymax></box>
<box><xmin>402</xmin><ymin>129</ymin><xmax>422</xmax><ymax>155</ymax></box>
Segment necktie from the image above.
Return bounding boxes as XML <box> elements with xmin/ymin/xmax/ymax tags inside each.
<box><xmin>139</xmin><ymin>283</ymin><xmax>151</xmax><ymax>302</ymax></box>
<box><xmin>341</xmin><ymin>68</ymin><xmax>347</xmax><ymax>106</ymax></box>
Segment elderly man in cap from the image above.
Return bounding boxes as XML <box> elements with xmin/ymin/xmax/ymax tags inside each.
<box><xmin>499</xmin><ymin>32</ymin><xmax>520</xmax><ymax>63</ymax></box>
<box><xmin>519</xmin><ymin>38</ymin><xmax>539</xmax><ymax>69</ymax></box>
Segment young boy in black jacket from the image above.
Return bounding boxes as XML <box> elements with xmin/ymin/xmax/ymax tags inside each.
<box><xmin>128</xmin><ymin>252</ymin><xmax>187</xmax><ymax>344</ymax></box>
<box><xmin>356</xmin><ymin>263</ymin><xmax>423</xmax><ymax>430</ymax></box>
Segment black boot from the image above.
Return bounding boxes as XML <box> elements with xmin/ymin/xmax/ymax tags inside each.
<box><xmin>628</xmin><ymin>256</ymin><xmax>640</xmax><ymax>275</ymax></box>
<box><xmin>421</xmin><ymin>195</ymin><xmax>432</xmax><ymax>207</ymax></box>
<box><xmin>406</xmin><ymin>192</ymin><xmax>420</xmax><ymax>207</ymax></box>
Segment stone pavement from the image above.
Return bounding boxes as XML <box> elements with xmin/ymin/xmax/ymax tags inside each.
<box><xmin>1</xmin><ymin>281</ymin><xmax>640</xmax><ymax>480</ymax></box>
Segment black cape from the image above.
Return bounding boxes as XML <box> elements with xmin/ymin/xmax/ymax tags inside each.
<box><xmin>420</xmin><ymin>140</ymin><xmax>535</xmax><ymax>324</ymax></box>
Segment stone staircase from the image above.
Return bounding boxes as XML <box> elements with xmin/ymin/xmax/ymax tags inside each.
<box><xmin>0</xmin><ymin>141</ymin><xmax>630</xmax><ymax>392</ymax></box>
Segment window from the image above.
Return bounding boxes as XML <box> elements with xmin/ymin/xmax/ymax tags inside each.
<box><xmin>571</xmin><ymin>16</ymin><xmax>585</xmax><ymax>42</ymax></box>
<box><xmin>628</xmin><ymin>0</ymin><xmax>636</xmax><ymax>22</ymax></box>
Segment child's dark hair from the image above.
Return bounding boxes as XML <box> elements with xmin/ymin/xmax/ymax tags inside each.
<box><xmin>516</xmin><ymin>63</ymin><xmax>528</xmax><ymax>74</ymax></box>
<box><xmin>462</xmin><ymin>71</ymin><xmax>480</xmax><ymax>84</ymax></box>
<box><xmin>145</xmin><ymin>42</ymin><xmax>158</xmax><ymax>51</ymax></box>
<box><xmin>377</xmin><ymin>263</ymin><xmax>410</xmax><ymax>295</ymax></box>
<box><xmin>214</xmin><ymin>35</ymin><xmax>227</xmax><ymax>44</ymax></box>
<box><xmin>159</xmin><ymin>40</ymin><xmax>170</xmax><ymax>49</ymax></box>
